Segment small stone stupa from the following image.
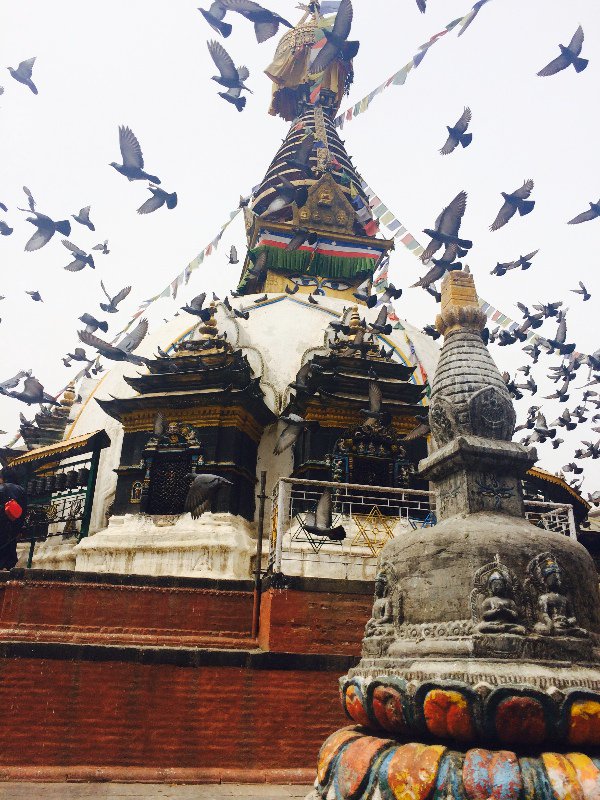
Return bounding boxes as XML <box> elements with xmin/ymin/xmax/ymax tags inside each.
<box><xmin>310</xmin><ymin>271</ymin><xmax>600</xmax><ymax>798</ymax></box>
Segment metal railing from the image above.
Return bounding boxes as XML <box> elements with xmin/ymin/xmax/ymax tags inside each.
<box><xmin>268</xmin><ymin>478</ymin><xmax>577</xmax><ymax>575</ymax></box>
<box><xmin>524</xmin><ymin>500</ymin><xmax>577</xmax><ymax>539</ymax></box>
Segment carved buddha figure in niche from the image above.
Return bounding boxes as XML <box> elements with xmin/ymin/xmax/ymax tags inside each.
<box><xmin>317</xmin><ymin>186</ymin><xmax>334</xmax><ymax>207</ymax></box>
<box><xmin>477</xmin><ymin>570</ymin><xmax>525</xmax><ymax>635</ymax></box>
<box><xmin>534</xmin><ymin>558</ymin><xmax>587</xmax><ymax>638</ymax></box>
<box><xmin>365</xmin><ymin>571</ymin><xmax>394</xmax><ymax>637</ymax></box>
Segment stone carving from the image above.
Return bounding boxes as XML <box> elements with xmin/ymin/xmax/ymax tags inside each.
<box><xmin>476</xmin><ymin>474</ymin><xmax>514</xmax><ymax>510</ymax></box>
<box><xmin>471</xmin><ymin>556</ymin><xmax>526</xmax><ymax>635</ymax></box>
<box><xmin>395</xmin><ymin>619</ymin><xmax>473</xmax><ymax>640</ymax></box>
<box><xmin>526</xmin><ymin>553</ymin><xmax>588</xmax><ymax>638</ymax></box>
<box><xmin>428</xmin><ymin>396</ymin><xmax>456</xmax><ymax>445</ymax></box>
<box><xmin>469</xmin><ymin>386</ymin><xmax>516</xmax><ymax>441</ymax></box>
<box><xmin>365</xmin><ymin>571</ymin><xmax>395</xmax><ymax>638</ymax></box>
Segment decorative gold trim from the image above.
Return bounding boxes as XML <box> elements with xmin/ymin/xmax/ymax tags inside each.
<box><xmin>304</xmin><ymin>404</ymin><xmax>419</xmax><ymax>434</ymax></box>
<box><xmin>527</xmin><ymin>467</ymin><xmax>590</xmax><ymax>509</ymax></box>
<box><xmin>121</xmin><ymin>405</ymin><xmax>265</xmax><ymax>442</ymax></box>
<box><xmin>9</xmin><ymin>429</ymin><xmax>110</xmax><ymax>467</ymax></box>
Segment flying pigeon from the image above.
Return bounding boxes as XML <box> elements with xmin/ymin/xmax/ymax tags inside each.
<box><xmin>284</xmin><ymin>133</ymin><xmax>315</xmax><ymax>175</ymax></box>
<box><xmin>26</xmin><ymin>290</ymin><xmax>43</xmax><ymax>302</ymax></box>
<box><xmin>490</xmin><ymin>179</ymin><xmax>535</xmax><ymax>231</ymax></box>
<box><xmin>416</xmin><ymin>0</ymin><xmax>426</xmax><ymax>11</ymax></box>
<box><xmin>413</xmin><ymin>251</ymin><xmax>461</xmax><ymax>288</ymax></box>
<box><xmin>218</xmin><ymin>85</ymin><xmax>247</xmax><ymax>112</ymax></box>
<box><xmin>286</xmin><ymin>228</ymin><xmax>318</xmax><ymax>252</ymax></box>
<box><xmin>369</xmin><ymin>284</ymin><xmax>402</xmax><ymax>309</ymax></box>
<box><xmin>61</xmin><ymin>240</ymin><xmax>95</xmax><ymax>271</ymax></box>
<box><xmin>309</xmin><ymin>0</ymin><xmax>359</xmax><ymax>74</ymax></box>
<box><xmin>184</xmin><ymin>473</ymin><xmax>233</xmax><ymax>518</ymax></box>
<box><xmin>369</xmin><ymin>305</ymin><xmax>392</xmax><ymax>335</ymax></box>
<box><xmin>67</xmin><ymin>347</ymin><xmax>91</xmax><ymax>362</ymax></box>
<box><xmin>110</xmin><ymin>126</ymin><xmax>161</xmax><ymax>183</ymax></box>
<box><xmin>208</xmin><ymin>40</ymin><xmax>252</xmax><ymax>95</ymax></box>
<box><xmin>273</xmin><ymin>413</ymin><xmax>317</xmax><ymax>455</ymax></box>
<box><xmin>18</xmin><ymin>197</ymin><xmax>71</xmax><ymax>251</ymax></box>
<box><xmin>8</xmin><ymin>57</ymin><xmax>37</xmax><ymax>94</ymax></box>
<box><xmin>0</xmin><ymin>370</ymin><xmax>33</xmax><ymax>394</ymax></box>
<box><xmin>571</xmin><ymin>281</ymin><xmax>591</xmax><ymax>301</ymax></box>
<box><xmin>181</xmin><ymin>293</ymin><xmax>214</xmax><ymax>321</ymax></box>
<box><xmin>100</xmin><ymin>281</ymin><xmax>131</xmax><ymax>313</ymax></box>
<box><xmin>538</xmin><ymin>26</ymin><xmax>588</xmax><ymax>77</ymax></box>
<box><xmin>137</xmin><ymin>185</ymin><xmax>177</xmax><ymax>214</ymax></box>
<box><xmin>423</xmin><ymin>324</ymin><xmax>441</xmax><ymax>340</ymax></box>
<box><xmin>78</xmin><ymin>313</ymin><xmax>108</xmax><ymax>334</ymax></box>
<box><xmin>361</xmin><ymin>380</ymin><xmax>389</xmax><ymax>425</ymax></box>
<box><xmin>198</xmin><ymin>2</ymin><xmax>233</xmax><ymax>37</ymax></box>
<box><xmin>421</xmin><ymin>190</ymin><xmax>472</xmax><ymax>263</ymax></box>
<box><xmin>0</xmin><ymin>222</ymin><xmax>12</xmax><ymax>236</ymax></box>
<box><xmin>304</xmin><ymin>489</ymin><xmax>346</xmax><ymax>541</ymax></box>
<box><xmin>533</xmin><ymin>300</ymin><xmax>562</xmax><ymax>318</ymax></box>
<box><xmin>7</xmin><ymin>376</ymin><xmax>59</xmax><ymax>406</ymax></box>
<box><xmin>264</xmin><ymin>177</ymin><xmax>308</xmax><ymax>215</ymax></box>
<box><xmin>72</xmin><ymin>206</ymin><xmax>95</xmax><ymax>231</ymax></box>
<box><xmin>440</xmin><ymin>107</ymin><xmax>472</xmax><ymax>155</ymax></box>
<box><xmin>220</xmin><ymin>0</ymin><xmax>292</xmax><ymax>44</ymax></box>
<box><xmin>78</xmin><ymin>319</ymin><xmax>149</xmax><ymax>366</ymax></box>
<box><xmin>568</xmin><ymin>199</ymin><xmax>600</xmax><ymax>225</ymax></box>
<box><xmin>93</xmin><ymin>240</ymin><xmax>110</xmax><ymax>255</ymax></box>
<box><xmin>547</xmin><ymin>311</ymin><xmax>576</xmax><ymax>356</ymax></box>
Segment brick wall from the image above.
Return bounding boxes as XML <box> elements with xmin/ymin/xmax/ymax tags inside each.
<box><xmin>259</xmin><ymin>579</ymin><xmax>372</xmax><ymax>655</ymax></box>
<box><xmin>0</xmin><ymin>649</ymin><xmax>349</xmax><ymax>779</ymax></box>
<box><xmin>0</xmin><ymin>571</ymin><xmax>256</xmax><ymax>648</ymax></box>
<box><xmin>0</xmin><ymin>571</ymin><xmax>372</xmax><ymax>781</ymax></box>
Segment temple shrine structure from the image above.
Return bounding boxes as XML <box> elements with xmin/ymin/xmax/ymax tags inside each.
<box><xmin>0</xmin><ymin>2</ymin><xmax>597</xmax><ymax>786</ymax></box>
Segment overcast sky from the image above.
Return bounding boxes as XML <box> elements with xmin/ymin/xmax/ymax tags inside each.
<box><xmin>1</xmin><ymin>0</ymin><xmax>599</xmax><ymax>491</ymax></box>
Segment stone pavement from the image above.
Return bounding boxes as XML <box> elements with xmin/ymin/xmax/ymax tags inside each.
<box><xmin>0</xmin><ymin>785</ymin><xmax>312</xmax><ymax>799</ymax></box>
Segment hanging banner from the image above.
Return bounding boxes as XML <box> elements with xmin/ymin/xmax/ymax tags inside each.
<box><xmin>334</xmin><ymin>0</ymin><xmax>493</xmax><ymax>129</ymax></box>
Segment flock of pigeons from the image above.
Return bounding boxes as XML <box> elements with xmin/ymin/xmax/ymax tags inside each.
<box><xmin>406</xmin><ymin>20</ymin><xmax>598</xmax><ymax>503</ymax></box>
<box><xmin>1</xmin><ymin>2</ymin><xmax>599</xmax><ymax>507</ymax></box>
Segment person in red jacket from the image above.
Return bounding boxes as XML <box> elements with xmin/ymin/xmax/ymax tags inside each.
<box><xmin>0</xmin><ymin>468</ymin><xmax>27</xmax><ymax>569</ymax></box>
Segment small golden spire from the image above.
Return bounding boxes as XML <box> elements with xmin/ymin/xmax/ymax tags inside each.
<box><xmin>60</xmin><ymin>382</ymin><xmax>76</xmax><ymax>409</ymax></box>
<box><xmin>436</xmin><ymin>271</ymin><xmax>487</xmax><ymax>336</ymax></box>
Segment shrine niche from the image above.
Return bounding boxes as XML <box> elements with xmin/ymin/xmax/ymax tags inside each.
<box><xmin>141</xmin><ymin>417</ymin><xmax>204</xmax><ymax>516</ymax></box>
<box><xmin>330</xmin><ymin>419</ymin><xmax>415</xmax><ymax>489</ymax></box>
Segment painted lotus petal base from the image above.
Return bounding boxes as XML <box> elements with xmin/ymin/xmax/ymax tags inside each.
<box><xmin>312</xmin><ymin>726</ymin><xmax>600</xmax><ymax>800</ymax></box>
<box><xmin>339</xmin><ymin>675</ymin><xmax>600</xmax><ymax>750</ymax></box>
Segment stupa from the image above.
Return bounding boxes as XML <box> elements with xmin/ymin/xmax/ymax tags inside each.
<box><xmin>310</xmin><ymin>271</ymin><xmax>600</xmax><ymax>798</ymax></box>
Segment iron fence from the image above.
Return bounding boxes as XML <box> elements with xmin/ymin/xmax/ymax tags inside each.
<box><xmin>268</xmin><ymin>478</ymin><xmax>577</xmax><ymax>575</ymax></box>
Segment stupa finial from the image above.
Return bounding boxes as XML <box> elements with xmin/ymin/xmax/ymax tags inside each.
<box><xmin>435</xmin><ymin>269</ymin><xmax>487</xmax><ymax>336</ymax></box>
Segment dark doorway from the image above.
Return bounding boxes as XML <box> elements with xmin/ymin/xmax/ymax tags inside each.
<box><xmin>147</xmin><ymin>452</ymin><xmax>191</xmax><ymax>515</ymax></box>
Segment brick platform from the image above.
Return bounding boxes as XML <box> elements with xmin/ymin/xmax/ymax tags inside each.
<box><xmin>0</xmin><ymin>570</ymin><xmax>372</xmax><ymax>782</ymax></box>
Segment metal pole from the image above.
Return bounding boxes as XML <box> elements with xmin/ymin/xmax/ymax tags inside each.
<box><xmin>275</xmin><ymin>480</ymin><xmax>289</xmax><ymax>574</ymax></box>
<box><xmin>567</xmin><ymin>505</ymin><xmax>577</xmax><ymax>539</ymax></box>
<box><xmin>27</xmin><ymin>538</ymin><xmax>36</xmax><ymax>569</ymax></box>
<box><xmin>251</xmin><ymin>472</ymin><xmax>268</xmax><ymax>639</ymax></box>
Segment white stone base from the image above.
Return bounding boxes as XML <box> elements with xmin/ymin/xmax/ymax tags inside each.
<box><xmin>23</xmin><ymin>536</ymin><xmax>78</xmax><ymax>571</ymax></box>
<box><xmin>275</xmin><ymin>518</ymin><xmax>415</xmax><ymax>581</ymax></box>
<box><xmin>73</xmin><ymin>513</ymin><xmax>257</xmax><ymax>579</ymax></box>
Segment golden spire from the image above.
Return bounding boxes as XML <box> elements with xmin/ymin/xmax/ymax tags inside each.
<box><xmin>435</xmin><ymin>270</ymin><xmax>487</xmax><ymax>337</ymax></box>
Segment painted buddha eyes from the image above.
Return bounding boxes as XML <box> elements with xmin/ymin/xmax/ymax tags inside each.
<box><xmin>289</xmin><ymin>275</ymin><xmax>351</xmax><ymax>293</ymax></box>
<box><xmin>322</xmin><ymin>279</ymin><xmax>351</xmax><ymax>292</ymax></box>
